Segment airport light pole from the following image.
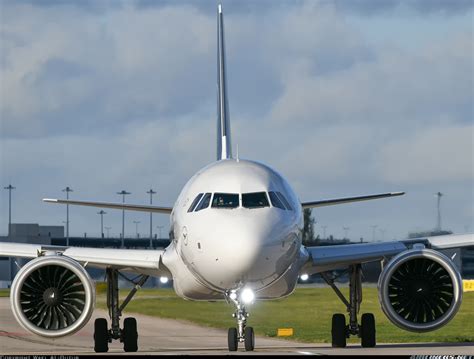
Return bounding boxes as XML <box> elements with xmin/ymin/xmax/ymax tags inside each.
<box><xmin>4</xmin><ymin>184</ymin><xmax>15</xmax><ymax>236</ymax></box>
<box><xmin>322</xmin><ymin>225</ymin><xmax>327</xmax><ymax>240</ymax></box>
<box><xmin>343</xmin><ymin>226</ymin><xmax>350</xmax><ymax>240</ymax></box>
<box><xmin>105</xmin><ymin>226</ymin><xmax>111</xmax><ymax>238</ymax></box>
<box><xmin>62</xmin><ymin>186</ymin><xmax>73</xmax><ymax>246</ymax></box>
<box><xmin>133</xmin><ymin>221</ymin><xmax>140</xmax><ymax>238</ymax></box>
<box><xmin>146</xmin><ymin>189</ymin><xmax>157</xmax><ymax>249</ymax></box>
<box><xmin>156</xmin><ymin>225</ymin><xmax>164</xmax><ymax>239</ymax></box>
<box><xmin>435</xmin><ymin>192</ymin><xmax>444</xmax><ymax>232</ymax></box>
<box><xmin>117</xmin><ymin>190</ymin><xmax>131</xmax><ymax>248</ymax></box>
<box><xmin>371</xmin><ymin>225</ymin><xmax>378</xmax><ymax>242</ymax></box>
<box><xmin>98</xmin><ymin>210</ymin><xmax>107</xmax><ymax>238</ymax></box>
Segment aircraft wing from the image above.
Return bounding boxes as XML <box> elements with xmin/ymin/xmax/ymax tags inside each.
<box><xmin>301</xmin><ymin>192</ymin><xmax>404</xmax><ymax>209</ymax></box>
<box><xmin>0</xmin><ymin>242</ymin><xmax>170</xmax><ymax>276</ymax></box>
<box><xmin>302</xmin><ymin>233</ymin><xmax>474</xmax><ymax>274</ymax></box>
<box><xmin>43</xmin><ymin>198</ymin><xmax>173</xmax><ymax>214</ymax></box>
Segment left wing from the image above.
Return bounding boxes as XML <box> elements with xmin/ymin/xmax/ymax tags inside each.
<box><xmin>0</xmin><ymin>242</ymin><xmax>170</xmax><ymax>276</ymax></box>
<box><xmin>302</xmin><ymin>233</ymin><xmax>474</xmax><ymax>274</ymax></box>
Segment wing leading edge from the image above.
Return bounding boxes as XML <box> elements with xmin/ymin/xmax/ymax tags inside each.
<box><xmin>301</xmin><ymin>192</ymin><xmax>405</xmax><ymax>209</ymax></box>
<box><xmin>44</xmin><ymin>198</ymin><xmax>172</xmax><ymax>214</ymax></box>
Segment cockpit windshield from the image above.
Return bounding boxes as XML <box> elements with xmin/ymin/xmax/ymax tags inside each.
<box><xmin>188</xmin><ymin>191</ymin><xmax>289</xmax><ymax>212</ymax></box>
<box><xmin>242</xmin><ymin>192</ymin><xmax>269</xmax><ymax>209</ymax></box>
<box><xmin>211</xmin><ymin>193</ymin><xmax>239</xmax><ymax>209</ymax></box>
<box><xmin>195</xmin><ymin>193</ymin><xmax>212</xmax><ymax>211</ymax></box>
<box><xmin>188</xmin><ymin>193</ymin><xmax>204</xmax><ymax>212</ymax></box>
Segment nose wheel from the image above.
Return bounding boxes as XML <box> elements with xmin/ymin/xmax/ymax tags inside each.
<box><xmin>226</xmin><ymin>291</ymin><xmax>255</xmax><ymax>352</ymax></box>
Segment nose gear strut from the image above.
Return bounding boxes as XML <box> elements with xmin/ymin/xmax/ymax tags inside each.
<box><xmin>225</xmin><ymin>290</ymin><xmax>255</xmax><ymax>352</ymax></box>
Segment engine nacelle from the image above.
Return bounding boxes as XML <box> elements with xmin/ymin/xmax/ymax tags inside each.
<box><xmin>10</xmin><ymin>255</ymin><xmax>95</xmax><ymax>338</ymax></box>
<box><xmin>378</xmin><ymin>248</ymin><xmax>462</xmax><ymax>332</ymax></box>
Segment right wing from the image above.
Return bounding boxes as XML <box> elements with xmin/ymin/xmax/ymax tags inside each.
<box><xmin>301</xmin><ymin>192</ymin><xmax>404</xmax><ymax>209</ymax></box>
<box><xmin>0</xmin><ymin>242</ymin><xmax>170</xmax><ymax>276</ymax></box>
<box><xmin>43</xmin><ymin>198</ymin><xmax>173</xmax><ymax>214</ymax></box>
<box><xmin>302</xmin><ymin>233</ymin><xmax>474</xmax><ymax>274</ymax></box>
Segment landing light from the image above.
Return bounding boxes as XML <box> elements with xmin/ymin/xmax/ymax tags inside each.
<box><xmin>159</xmin><ymin>276</ymin><xmax>169</xmax><ymax>284</ymax></box>
<box><xmin>300</xmin><ymin>274</ymin><xmax>309</xmax><ymax>281</ymax></box>
<box><xmin>229</xmin><ymin>291</ymin><xmax>238</xmax><ymax>300</ymax></box>
<box><xmin>241</xmin><ymin>288</ymin><xmax>255</xmax><ymax>304</ymax></box>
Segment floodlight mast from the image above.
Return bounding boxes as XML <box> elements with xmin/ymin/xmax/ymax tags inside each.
<box><xmin>343</xmin><ymin>226</ymin><xmax>350</xmax><ymax>239</ymax></box>
<box><xmin>371</xmin><ymin>225</ymin><xmax>378</xmax><ymax>242</ymax></box>
<box><xmin>435</xmin><ymin>192</ymin><xmax>444</xmax><ymax>232</ymax></box>
<box><xmin>117</xmin><ymin>190</ymin><xmax>131</xmax><ymax>247</ymax></box>
<box><xmin>98</xmin><ymin>210</ymin><xmax>107</xmax><ymax>238</ymax></box>
<box><xmin>156</xmin><ymin>225</ymin><xmax>164</xmax><ymax>239</ymax></box>
<box><xmin>62</xmin><ymin>186</ymin><xmax>73</xmax><ymax>246</ymax></box>
<box><xmin>146</xmin><ymin>189</ymin><xmax>157</xmax><ymax>248</ymax></box>
<box><xmin>4</xmin><ymin>184</ymin><xmax>15</xmax><ymax>236</ymax></box>
<box><xmin>133</xmin><ymin>220</ymin><xmax>140</xmax><ymax>238</ymax></box>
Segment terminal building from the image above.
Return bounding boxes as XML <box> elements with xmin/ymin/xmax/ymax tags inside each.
<box><xmin>1</xmin><ymin>223</ymin><xmax>473</xmax><ymax>288</ymax></box>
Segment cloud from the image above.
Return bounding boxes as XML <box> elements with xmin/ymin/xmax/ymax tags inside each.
<box><xmin>268</xmin><ymin>31</ymin><xmax>473</xmax><ymax>129</ymax></box>
<box><xmin>333</xmin><ymin>0</ymin><xmax>474</xmax><ymax>16</ymax></box>
<box><xmin>0</xmin><ymin>0</ymin><xmax>472</xmax><ymax>239</ymax></box>
<box><xmin>1</xmin><ymin>3</ymin><xmax>214</xmax><ymax>138</ymax></box>
<box><xmin>376</xmin><ymin>125</ymin><xmax>474</xmax><ymax>184</ymax></box>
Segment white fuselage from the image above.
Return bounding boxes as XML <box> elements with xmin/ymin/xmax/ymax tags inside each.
<box><xmin>161</xmin><ymin>159</ymin><xmax>308</xmax><ymax>301</ymax></box>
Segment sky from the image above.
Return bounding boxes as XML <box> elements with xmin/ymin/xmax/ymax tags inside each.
<box><xmin>0</xmin><ymin>0</ymin><xmax>473</xmax><ymax>241</ymax></box>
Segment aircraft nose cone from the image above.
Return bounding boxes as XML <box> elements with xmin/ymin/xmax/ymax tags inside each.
<box><xmin>194</xmin><ymin>214</ymin><xmax>286</xmax><ymax>289</ymax></box>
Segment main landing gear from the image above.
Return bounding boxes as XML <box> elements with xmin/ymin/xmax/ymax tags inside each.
<box><xmin>94</xmin><ymin>268</ymin><xmax>149</xmax><ymax>353</ymax></box>
<box><xmin>321</xmin><ymin>264</ymin><xmax>376</xmax><ymax>348</ymax></box>
<box><xmin>226</xmin><ymin>291</ymin><xmax>255</xmax><ymax>352</ymax></box>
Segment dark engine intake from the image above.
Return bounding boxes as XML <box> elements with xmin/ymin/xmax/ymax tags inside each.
<box><xmin>10</xmin><ymin>255</ymin><xmax>95</xmax><ymax>338</ymax></box>
<box><xmin>378</xmin><ymin>248</ymin><xmax>462</xmax><ymax>332</ymax></box>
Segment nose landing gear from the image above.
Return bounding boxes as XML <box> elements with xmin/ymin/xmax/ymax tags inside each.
<box><xmin>226</xmin><ymin>290</ymin><xmax>255</xmax><ymax>352</ymax></box>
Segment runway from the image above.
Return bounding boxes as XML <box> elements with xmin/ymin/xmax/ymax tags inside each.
<box><xmin>1</xmin><ymin>298</ymin><xmax>473</xmax><ymax>355</ymax></box>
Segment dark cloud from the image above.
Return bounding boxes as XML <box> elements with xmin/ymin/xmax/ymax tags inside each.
<box><xmin>0</xmin><ymin>0</ymin><xmax>472</xmax><ymax>239</ymax></box>
<box><xmin>11</xmin><ymin>0</ymin><xmax>474</xmax><ymax>16</ymax></box>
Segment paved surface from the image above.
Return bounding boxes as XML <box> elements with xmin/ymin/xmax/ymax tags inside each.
<box><xmin>0</xmin><ymin>298</ymin><xmax>473</xmax><ymax>355</ymax></box>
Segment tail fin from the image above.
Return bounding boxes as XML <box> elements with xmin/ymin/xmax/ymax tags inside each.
<box><xmin>217</xmin><ymin>3</ymin><xmax>232</xmax><ymax>160</ymax></box>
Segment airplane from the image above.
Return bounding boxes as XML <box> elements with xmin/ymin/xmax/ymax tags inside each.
<box><xmin>1</xmin><ymin>3</ymin><xmax>473</xmax><ymax>353</ymax></box>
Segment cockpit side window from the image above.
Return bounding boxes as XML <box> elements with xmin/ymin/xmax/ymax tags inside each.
<box><xmin>195</xmin><ymin>193</ymin><xmax>212</xmax><ymax>211</ymax></box>
<box><xmin>211</xmin><ymin>193</ymin><xmax>239</xmax><ymax>209</ymax></box>
<box><xmin>188</xmin><ymin>193</ymin><xmax>204</xmax><ymax>212</ymax></box>
<box><xmin>276</xmin><ymin>191</ymin><xmax>293</xmax><ymax>210</ymax></box>
<box><xmin>269</xmin><ymin>191</ymin><xmax>285</xmax><ymax>210</ymax></box>
<box><xmin>242</xmin><ymin>192</ymin><xmax>270</xmax><ymax>209</ymax></box>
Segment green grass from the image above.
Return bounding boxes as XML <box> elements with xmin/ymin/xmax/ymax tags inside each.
<box><xmin>0</xmin><ymin>289</ymin><xmax>10</xmax><ymax>297</ymax></box>
<box><xmin>97</xmin><ymin>287</ymin><xmax>474</xmax><ymax>344</ymax></box>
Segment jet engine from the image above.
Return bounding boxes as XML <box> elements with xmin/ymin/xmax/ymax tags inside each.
<box><xmin>10</xmin><ymin>255</ymin><xmax>95</xmax><ymax>338</ymax></box>
<box><xmin>378</xmin><ymin>248</ymin><xmax>462</xmax><ymax>332</ymax></box>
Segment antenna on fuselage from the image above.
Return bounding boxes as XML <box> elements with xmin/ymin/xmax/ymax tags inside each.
<box><xmin>216</xmin><ymin>3</ymin><xmax>232</xmax><ymax>160</ymax></box>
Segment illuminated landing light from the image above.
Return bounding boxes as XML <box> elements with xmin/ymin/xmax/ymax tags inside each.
<box><xmin>229</xmin><ymin>291</ymin><xmax>238</xmax><ymax>300</ymax></box>
<box><xmin>300</xmin><ymin>274</ymin><xmax>309</xmax><ymax>281</ymax></box>
<box><xmin>241</xmin><ymin>288</ymin><xmax>255</xmax><ymax>304</ymax></box>
<box><xmin>159</xmin><ymin>276</ymin><xmax>169</xmax><ymax>284</ymax></box>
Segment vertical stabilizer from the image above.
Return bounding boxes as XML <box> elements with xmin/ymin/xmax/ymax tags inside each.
<box><xmin>217</xmin><ymin>3</ymin><xmax>232</xmax><ymax>160</ymax></box>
